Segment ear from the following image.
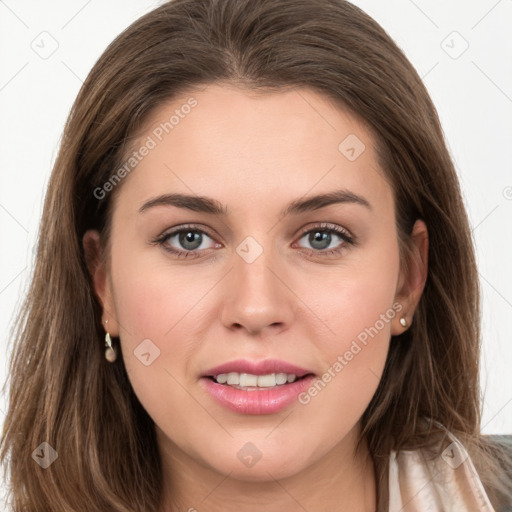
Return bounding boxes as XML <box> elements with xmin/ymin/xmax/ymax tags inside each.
<box><xmin>391</xmin><ymin>219</ymin><xmax>429</xmax><ymax>335</ymax></box>
<box><xmin>82</xmin><ymin>229</ymin><xmax>119</xmax><ymax>337</ymax></box>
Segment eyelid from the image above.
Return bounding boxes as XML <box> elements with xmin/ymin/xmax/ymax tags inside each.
<box><xmin>159</xmin><ymin>223</ymin><xmax>218</xmax><ymax>240</ymax></box>
<box><xmin>295</xmin><ymin>222</ymin><xmax>354</xmax><ymax>242</ymax></box>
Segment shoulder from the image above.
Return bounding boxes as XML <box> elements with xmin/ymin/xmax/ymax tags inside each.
<box><xmin>388</xmin><ymin>428</ymin><xmax>497</xmax><ymax>511</ymax></box>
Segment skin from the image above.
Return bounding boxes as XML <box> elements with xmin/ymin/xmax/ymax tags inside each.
<box><xmin>84</xmin><ymin>83</ymin><xmax>428</xmax><ymax>511</ymax></box>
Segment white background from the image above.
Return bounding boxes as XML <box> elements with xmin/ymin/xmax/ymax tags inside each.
<box><xmin>0</xmin><ymin>0</ymin><xmax>511</xmax><ymax>496</ymax></box>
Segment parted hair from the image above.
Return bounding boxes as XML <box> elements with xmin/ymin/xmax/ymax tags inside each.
<box><xmin>1</xmin><ymin>0</ymin><xmax>511</xmax><ymax>510</ymax></box>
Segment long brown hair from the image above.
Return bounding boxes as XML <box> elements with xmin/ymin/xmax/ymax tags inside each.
<box><xmin>2</xmin><ymin>0</ymin><xmax>511</xmax><ymax>510</ymax></box>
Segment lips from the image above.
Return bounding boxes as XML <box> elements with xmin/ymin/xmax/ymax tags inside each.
<box><xmin>202</xmin><ymin>358</ymin><xmax>314</xmax><ymax>378</ymax></box>
<box><xmin>200</xmin><ymin>358</ymin><xmax>316</xmax><ymax>414</ymax></box>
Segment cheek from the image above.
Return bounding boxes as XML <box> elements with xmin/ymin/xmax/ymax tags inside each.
<box><xmin>309</xmin><ymin>239</ymin><xmax>400</xmax><ymax>348</ymax></box>
<box><xmin>108</xmin><ymin>247</ymin><xmax>196</xmax><ymax>387</ymax></box>
<box><xmin>294</xmin><ymin>240</ymin><xmax>400</xmax><ymax>435</ymax></box>
<box><xmin>110</xmin><ymin>257</ymin><xmax>204</xmax><ymax>438</ymax></box>
<box><xmin>110</xmin><ymin>245</ymin><xmax>207</xmax><ymax>343</ymax></box>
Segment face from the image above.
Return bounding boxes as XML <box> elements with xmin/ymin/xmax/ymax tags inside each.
<box><xmin>86</xmin><ymin>83</ymin><xmax>426</xmax><ymax>485</ymax></box>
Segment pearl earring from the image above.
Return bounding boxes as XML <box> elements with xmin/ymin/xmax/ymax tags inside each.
<box><xmin>104</xmin><ymin>320</ymin><xmax>117</xmax><ymax>362</ymax></box>
<box><xmin>399</xmin><ymin>317</ymin><xmax>407</xmax><ymax>327</ymax></box>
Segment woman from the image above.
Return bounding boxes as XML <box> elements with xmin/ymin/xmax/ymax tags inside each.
<box><xmin>1</xmin><ymin>0</ymin><xmax>511</xmax><ymax>510</ymax></box>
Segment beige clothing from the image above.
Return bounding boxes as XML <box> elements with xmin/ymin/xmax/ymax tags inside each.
<box><xmin>389</xmin><ymin>430</ymin><xmax>494</xmax><ymax>511</ymax></box>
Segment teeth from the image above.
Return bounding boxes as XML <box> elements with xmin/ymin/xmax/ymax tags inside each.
<box><xmin>239</xmin><ymin>373</ymin><xmax>258</xmax><ymax>387</ymax></box>
<box><xmin>213</xmin><ymin>372</ymin><xmax>298</xmax><ymax>388</ymax></box>
<box><xmin>216</xmin><ymin>373</ymin><xmax>228</xmax><ymax>384</ymax></box>
<box><xmin>257</xmin><ymin>374</ymin><xmax>277</xmax><ymax>387</ymax></box>
<box><xmin>275</xmin><ymin>373</ymin><xmax>287</xmax><ymax>385</ymax></box>
<box><xmin>226</xmin><ymin>372</ymin><xmax>239</xmax><ymax>385</ymax></box>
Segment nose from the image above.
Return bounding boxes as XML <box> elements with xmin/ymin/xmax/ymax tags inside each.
<box><xmin>220</xmin><ymin>241</ymin><xmax>295</xmax><ymax>336</ymax></box>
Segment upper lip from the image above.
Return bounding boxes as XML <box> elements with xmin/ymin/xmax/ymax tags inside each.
<box><xmin>202</xmin><ymin>359</ymin><xmax>314</xmax><ymax>378</ymax></box>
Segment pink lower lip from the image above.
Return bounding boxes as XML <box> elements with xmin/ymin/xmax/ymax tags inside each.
<box><xmin>200</xmin><ymin>375</ymin><xmax>316</xmax><ymax>415</ymax></box>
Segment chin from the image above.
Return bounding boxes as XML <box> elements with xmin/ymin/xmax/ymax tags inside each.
<box><xmin>202</xmin><ymin>445</ymin><xmax>308</xmax><ymax>482</ymax></box>
<box><xmin>217</xmin><ymin>460</ymin><xmax>301</xmax><ymax>482</ymax></box>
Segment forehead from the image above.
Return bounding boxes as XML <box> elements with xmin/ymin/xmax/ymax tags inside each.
<box><xmin>113</xmin><ymin>84</ymin><xmax>393</xmax><ymax>219</ymax></box>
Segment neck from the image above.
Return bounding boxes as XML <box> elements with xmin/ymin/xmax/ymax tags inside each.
<box><xmin>157</xmin><ymin>427</ymin><xmax>377</xmax><ymax>512</ymax></box>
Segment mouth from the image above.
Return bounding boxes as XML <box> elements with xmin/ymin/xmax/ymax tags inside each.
<box><xmin>204</xmin><ymin>371</ymin><xmax>314</xmax><ymax>391</ymax></box>
<box><xmin>201</xmin><ymin>358</ymin><xmax>315</xmax><ymax>389</ymax></box>
<box><xmin>200</xmin><ymin>359</ymin><xmax>316</xmax><ymax>414</ymax></box>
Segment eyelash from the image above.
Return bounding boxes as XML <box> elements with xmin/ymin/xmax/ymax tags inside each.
<box><xmin>152</xmin><ymin>222</ymin><xmax>355</xmax><ymax>260</ymax></box>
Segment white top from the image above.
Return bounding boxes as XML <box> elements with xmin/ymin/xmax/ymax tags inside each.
<box><xmin>388</xmin><ymin>429</ymin><xmax>495</xmax><ymax>511</ymax></box>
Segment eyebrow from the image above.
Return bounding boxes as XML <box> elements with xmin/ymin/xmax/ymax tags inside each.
<box><xmin>138</xmin><ymin>189</ymin><xmax>372</xmax><ymax>217</ymax></box>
